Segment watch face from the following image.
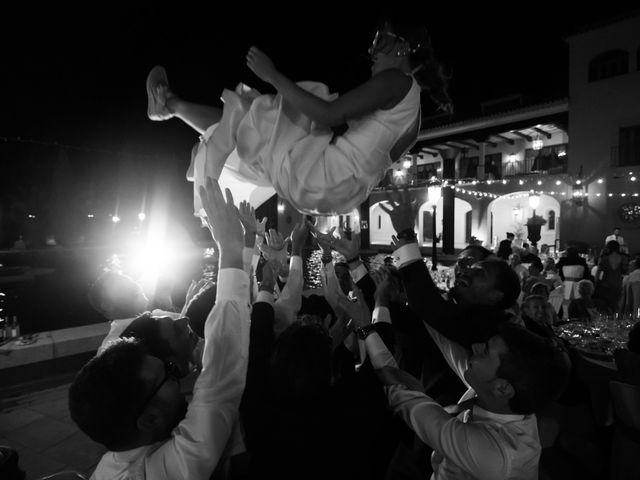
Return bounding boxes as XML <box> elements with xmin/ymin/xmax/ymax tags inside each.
<box><xmin>617</xmin><ymin>202</ymin><xmax>640</xmax><ymax>224</ymax></box>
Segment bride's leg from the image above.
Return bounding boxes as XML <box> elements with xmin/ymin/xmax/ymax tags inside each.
<box><xmin>167</xmin><ymin>97</ymin><xmax>222</xmax><ymax>135</ymax></box>
<box><xmin>147</xmin><ymin>65</ymin><xmax>222</xmax><ymax>135</ymax></box>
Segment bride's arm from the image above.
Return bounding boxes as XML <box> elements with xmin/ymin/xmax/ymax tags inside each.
<box><xmin>246</xmin><ymin>46</ymin><xmax>410</xmax><ymax>127</ymax></box>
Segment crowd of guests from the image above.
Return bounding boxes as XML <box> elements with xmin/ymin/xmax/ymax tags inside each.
<box><xmin>0</xmin><ymin>179</ymin><xmax>625</xmax><ymax>480</ymax></box>
<box><xmin>55</xmin><ymin>181</ymin><xmax>582</xmax><ymax>480</ymax></box>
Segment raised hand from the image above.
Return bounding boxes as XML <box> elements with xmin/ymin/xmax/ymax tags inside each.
<box><xmin>259</xmin><ymin>258</ymin><xmax>280</xmax><ymax>293</ymax></box>
<box><xmin>289</xmin><ymin>220</ymin><xmax>310</xmax><ymax>256</ymax></box>
<box><xmin>246</xmin><ymin>46</ymin><xmax>279</xmax><ymax>85</ymax></box>
<box><xmin>238</xmin><ymin>200</ymin><xmax>268</xmax><ymax>249</ymax></box>
<box><xmin>379</xmin><ymin>187</ymin><xmax>419</xmax><ymax>235</ymax></box>
<box><xmin>256</xmin><ymin>216</ymin><xmax>267</xmax><ymax>238</ymax></box>
<box><xmin>373</xmin><ymin>268</ymin><xmax>392</xmax><ymax>307</ymax></box>
<box><xmin>238</xmin><ymin>201</ymin><xmax>257</xmax><ymax>235</ymax></box>
<box><xmin>198</xmin><ymin>177</ymin><xmax>244</xmax><ymax>268</ymax></box>
<box><xmin>335</xmin><ymin>286</ymin><xmax>371</xmax><ymax>330</ymax></box>
<box><xmin>324</xmin><ymin>313</ymin><xmax>353</xmax><ymax>352</ymax></box>
<box><xmin>311</xmin><ymin>225</ymin><xmax>360</xmax><ymax>260</ymax></box>
<box><xmin>259</xmin><ymin>228</ymin><xmax>289</xmax><ymax>267</ymax></box>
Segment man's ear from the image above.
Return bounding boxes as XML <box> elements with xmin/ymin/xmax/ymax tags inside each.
<box><xmin>492</xmin><ymin>378</ymin><xmax>515</xmax><ymax>401</ymax></box>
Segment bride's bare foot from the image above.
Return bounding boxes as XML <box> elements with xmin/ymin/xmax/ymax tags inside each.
<box><xmin>146</xmin><ymin>65</ymin><xmax>175</xmax><ymax>121</ymax></box>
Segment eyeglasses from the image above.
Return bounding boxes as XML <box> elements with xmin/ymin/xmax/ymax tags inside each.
<box><xmin>136</xmin><ymin>360</ymin><xmax>181</xmax><ymax>418</ymax></box>
<box><xmin>368</xmin><ymin>31</ymin><xmax>407</xmax><ymax>57</ymax></box>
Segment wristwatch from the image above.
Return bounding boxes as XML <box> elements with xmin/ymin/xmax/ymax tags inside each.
<box><xmin>355</xmin><ymin>324</ymin><xmax>377</xmax><ymax>341</ymax></box>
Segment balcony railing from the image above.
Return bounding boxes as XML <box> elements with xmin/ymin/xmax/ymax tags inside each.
<box><xmin>503</xmin><ymin>154</ymin><xmax>568</xmax><ymax>178</ymax></box>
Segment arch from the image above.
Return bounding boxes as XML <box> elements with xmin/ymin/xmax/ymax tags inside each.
<box><xmin>588</xmin><ymin>49</ymin><xmax>629</xmax><ymax>82</ymax></box>
<box><xmin>417</xmin><ymin>197</ymin><xmax>472</xmax><ymax>249</ymax></box>
<box><xmin>369</xmin><ymin>202</ymin><xmax>397</xmax><ymax>245</ymax></box>
<box><xmin>488</xmin><ymin>192</ymin><xmax>561</xmax><ymax>249</ymax></box>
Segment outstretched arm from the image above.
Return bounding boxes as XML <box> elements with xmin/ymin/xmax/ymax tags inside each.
<box><xmin>150</xmin><ymin>178</ymin><xmax>250</xmax><ymax>480</ymax></box>
<box><xmin>246</xmin><ymin>47</ymin><xmax>411</xmax><ymax>127</ymax></box>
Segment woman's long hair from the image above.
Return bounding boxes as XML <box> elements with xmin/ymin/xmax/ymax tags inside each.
<box><xmin>385</xmin><ymin>16</ymin><xmax>454</xmax><ymax>115</ymax></box>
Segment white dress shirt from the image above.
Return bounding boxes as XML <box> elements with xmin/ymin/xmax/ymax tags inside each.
<box><xmin>91</xmin><ymin>268</ymin><xmax>251</xmax><ymax>480</ymax></box>
<box><xmin>365</xmin><ymin>306</ymin><xmax>541</xmax><ymax>480</ymax></box>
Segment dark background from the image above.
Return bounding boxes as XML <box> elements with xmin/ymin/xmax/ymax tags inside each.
<box><xmin>1</xmin><ymin>3</ymin><xmax>637</xmax><ymax>249</ymax></box>
<box><xmin>0</xmin><ymin>3</ymin><xmax>637</xmax><ymax>332</ymax></box>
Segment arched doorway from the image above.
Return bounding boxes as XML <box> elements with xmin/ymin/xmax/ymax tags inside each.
<box><xmin>417</xmin><ymin>198</ymin><xmax>472</xmax><ymax>249</ymax></box>
<box><xmin>488</xmin><ymin>192</ymin><xmax>560</xmax><ymax>249</ymax></box>
<box><xmin>369</xmin><ymin>202</ymin><xmax>395</xmax><ymax>245</ymax></box>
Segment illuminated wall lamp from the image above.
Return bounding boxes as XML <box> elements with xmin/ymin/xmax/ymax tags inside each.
<box><xmin>532</xmin><ymin>136</ymin><xmax>544</xmax><ymax>150</ymax></box>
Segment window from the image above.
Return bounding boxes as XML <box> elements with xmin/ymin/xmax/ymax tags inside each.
<box><xmin>618</xmin><ymin>126</ymin><xmax>640</xmax><ymax>166</ymax></box>
<box><xmin>547</xmin><ymin>211</ymin><xmax>556</xmax><ymax>230</ymax></box>
<box><xmin>484</xmin><ymin>153</ymin><xmax>502</xmax><ymax>179</ymax></box>
<box><xmin>588</xmin><ymin>50</ymin><xmax>629</xmax><ymax>82</ymax></box>
<box><xmin>459</xmin><ymin>155</ymin><xmax>478</xmax><ymax>179</ymax></box>
<box><xmin>416</xmin><ymin>163</ymin><xmax>440</xmax><ymax>181</ymax></box>
<box><xmin>526</xmin><ymin>144</ymin><xmax>568</xmax><ymax>174</ymax></box>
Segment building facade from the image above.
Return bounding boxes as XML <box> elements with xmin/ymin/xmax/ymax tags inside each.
<box><xmin>360</xmin><ymin>13</ymin><xmax>640</xmax><ymax>256</ymax></box>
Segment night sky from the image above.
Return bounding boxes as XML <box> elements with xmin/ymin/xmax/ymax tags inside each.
<box><xmin>0</xmin><ymin>3</ymin><xmax>637</xmax><ymax>246</ymax></box>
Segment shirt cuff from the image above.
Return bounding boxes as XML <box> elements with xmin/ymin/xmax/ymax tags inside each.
<box><xmin>289</xmin><ymin>255</ymin><xmax>303</xmax><ymax>272</ymax></box>
<box><xmin>217</xmin><ymin>268</ymin><xmax>250</xmax><ymax>303</ymax></box>
<box><xmin>256</xmin><ymin>290</ymin><xmax>274</xmax><ymax>305</ymax></box>
<box><xmin>395</xmin><ymin>243</ymin><xmax>422</xmax><ymax>269</ymax></box>
<box><xmin>349</xmin><ymin>263</ymin><xmax>368</xmax><ymax>284</ymax></box>
<box><xmin>372</xmin><ymin>306</ymin><xmax>391</xmax><ymax>324</ymax></box>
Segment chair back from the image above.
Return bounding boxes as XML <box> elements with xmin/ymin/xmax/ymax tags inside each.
<box><xmin>609</xmin><ymin>380</ymin><xmax>640</xmax><ymax>439</ymax></box>
<box><xmin>572</xmin><ymin>350</ymin><xmax>618</xmax><ymax>426</ymax></box>
<box><xmin>608</xmin><ymin>380</ymin><xmax>640</xmax><ymax>479</ymax></box>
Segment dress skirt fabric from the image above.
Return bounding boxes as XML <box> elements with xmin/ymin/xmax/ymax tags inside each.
<box><xmin>188</xmin><ymin>79</ymin><xmax>420</xmax><ymax>217</ymax></box>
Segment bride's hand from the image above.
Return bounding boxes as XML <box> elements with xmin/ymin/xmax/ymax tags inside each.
<box><xmin>246</xmin><ymin>46</ymin><xmax>279</xmax><ymax>85</ymax></box>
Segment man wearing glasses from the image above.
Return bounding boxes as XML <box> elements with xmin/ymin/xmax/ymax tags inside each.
<box><xmin>69</xmin><ymin>178</ymin><xmax>250</xmax><ymax>480</ymax></box>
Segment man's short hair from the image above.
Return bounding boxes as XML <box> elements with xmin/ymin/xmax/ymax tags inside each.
<box><xmin>120</xmin><ymin>312</ymin><xmax>174</xmax><ymax>359</ymax></box>
<box><xmin>606</xmin><ymin>240</ymin><xmax>620</xmax><ymax>253</ymax></box>
<box><xmin>462</xmin><ymin>244</ymin><xmax>493</xmax><ymax>261</ymax></box>
<box><xmin>486</xmin><ymin>259</ymin><xmax>521</xmax><ymax>309</ymax></box>
<box><xmin>69</xmin><ymin>339</ymin><xmax>149</xmax><ymax>450</ymax></box>
<box><xmin>529</xmin><ymin>257</ymin><xmax>543</xmax><ymax>272</ymax></box>
<box><xmin>496</xmin><ymin>323</ymin><xmax>570</xmax><ymax>414</ymax></box>
<box><xmin>183</xmin><ymin>284</ymin><xmax>217</xmax><ymax>339</ymax></box>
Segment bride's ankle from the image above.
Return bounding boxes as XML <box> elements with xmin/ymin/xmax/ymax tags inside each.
<box><xmin>165</xmin><ymin>93</ymin><xmax>178</xmax><ymax>115</ymax></box>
